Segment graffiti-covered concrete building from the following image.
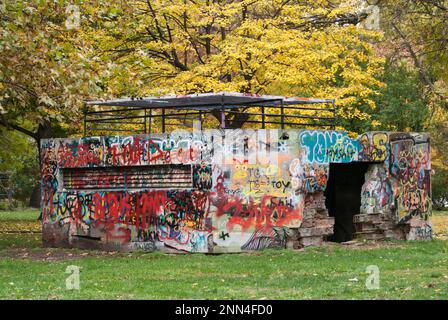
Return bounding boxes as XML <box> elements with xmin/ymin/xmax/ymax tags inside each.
<box><xmin>41</xmin><ymin>93</ymin><xmax>432</xmax><ymax>253</ymax></box>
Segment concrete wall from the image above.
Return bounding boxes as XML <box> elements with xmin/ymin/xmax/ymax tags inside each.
<box><xmin>40</xmin><ymin>129</ymin><xmax>432</xmax><ymax>252</ymax></box>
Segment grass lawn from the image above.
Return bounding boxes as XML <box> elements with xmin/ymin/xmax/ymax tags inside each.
<box><xmin>0</xmin><ymin>209</ymin><xmax>447</xmax><ymax>300</ymax></box>
<box><xmin>0</xmin><ymin>208</ymin><xmax>40</xmax><ymax>221</ymax></box>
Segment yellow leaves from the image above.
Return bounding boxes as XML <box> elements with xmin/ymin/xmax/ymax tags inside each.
<box><xmin>371</xmin><ymin>120</ymin><xmax>381</xmax><ymax>128</ymax></box>
<box><xmin>70</xmin><ymin>1</ymin><xmax>388</xmax><ymax>129</ymax></box>
<box><xmin>0</xmin><ymin>221</ymin><xmax>41</xmax><ymax>233</ymax></box>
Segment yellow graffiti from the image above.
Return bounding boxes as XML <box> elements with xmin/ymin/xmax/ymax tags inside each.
<box><xmin>371</xmin><ymin>133</ymin><xmax>388</xmax><ymax>161</ymax></box>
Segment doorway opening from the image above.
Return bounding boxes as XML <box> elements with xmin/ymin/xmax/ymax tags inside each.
<box><xmin>324</xmin><ymin>162</ymin><xmax>372</xmax><ymax>242</ymax></box>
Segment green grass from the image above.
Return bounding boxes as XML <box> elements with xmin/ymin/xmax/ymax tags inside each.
<box><xmin>0</xmin><ymin>208</ymin><xmax>40</xmax><ymax>221</ymax></box>
<box><xmin>0</xmin><ymin>233</ymin><xmax>41</xmax><ymax>250</ymax></box>
<box><xmin>0</xmin><ymin>208</ymin><xmax>447</xmax><ymax>300</ymax></box>
<box><xmin>0</xmin><ymin>241</ymin><xmax>447</xmax><ymax>299</ymax></box>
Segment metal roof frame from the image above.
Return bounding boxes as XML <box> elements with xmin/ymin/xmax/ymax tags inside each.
<box><xmin>83</xmin><ymin>91</ymin><xmax>336</xmax><ymax>135</ymax></box>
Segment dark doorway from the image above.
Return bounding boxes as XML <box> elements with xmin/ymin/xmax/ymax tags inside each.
<box><xmin>324</xmin><ymin>162</ymin><xmax>371</xmax><ymax>242</ymax></box>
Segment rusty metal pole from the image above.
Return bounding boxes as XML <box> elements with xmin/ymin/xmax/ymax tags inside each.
<box><xmin>162</xmin><ymin>108</ymin><xmax>166</xmax><ymax>133</ymax></box>
<box><xmin>220</xmin><ymin>94</ymin><xmax>225</xmax><ymax>129</ymax></box>
<box><xmin>280</xmin><ymin>100</ymin><xmax>285</xmax><ymax>130</ymax></box>
<box><xmin>83</xmin><ymin>103</ymin><xmax>87</xmax><ymax>137</ymax></box>
<box><xmin>148</xmin><ymin>109</ymin><xmax>152</xmax><ymax>134</ymax></box>
<box><xmin>332</xmin><ymin>99</ymin><xmax>336</xmax><ymax>130</ymax></box>
<box><xmin>144</xmin><ymin>109</ymin><xmax>147</xmax><ymax>134</ymax></box>
<box><xmin>261</xmin><ymin>106</ymin><xmax>265</xmax><ymax>129</ymax></box>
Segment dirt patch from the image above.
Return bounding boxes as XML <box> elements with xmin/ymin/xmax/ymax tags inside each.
<box><xmin>0</xmin><ymin>239</ymin><xmax>421</xmax><ymax>261</ymax></box>
<box><xmin>324</xmin><ymin>239</ymin><xmax>406</xmax><ymax>251</ymax></box>
<box><xmin>0</xmin><ymin>247</ymin><xmax>123</xmax><ymax>261</ymax></box>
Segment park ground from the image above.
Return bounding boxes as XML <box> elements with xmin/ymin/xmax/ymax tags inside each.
<box><xmin>0</xmin><ymin>209</ymin><xmax>447</xmax><ymax>300</ymax></box>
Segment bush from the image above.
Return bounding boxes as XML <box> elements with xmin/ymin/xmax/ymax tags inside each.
<box><xmin>0</xmin><ymin>198</ymin><xmax>19</xmax><ymax>211</ymax></box>
<box><xmin>432</xmin><ymin>168</ymin><xmax>448</xmax><ymax>210</ymax></box>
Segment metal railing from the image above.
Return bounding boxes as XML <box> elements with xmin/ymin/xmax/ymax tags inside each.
<box><xmin>83</xmin><ymin>93</ymin><xmax>336</xmax><ymax>136</ymax></box>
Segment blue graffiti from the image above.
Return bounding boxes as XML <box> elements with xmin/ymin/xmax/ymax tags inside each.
<box><xmin>299</xmin><ymin>131</ymin><xmax>361</xmax><ymax>163</ymax></box>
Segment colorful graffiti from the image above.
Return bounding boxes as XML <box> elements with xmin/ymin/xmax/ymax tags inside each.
<box><xmin>193</xmin><ymin>162</ymin><xmax>212</xmax><ymax>190</ymax></box>
<box><xmin>212</xmin><ymin>193</ymin><xmax>303</xmax><ymax>232</ymax></box>
<box><xmin>289</xmin><ymin>159</ymin><xmax>328</xmax><ymax>193</ymax></box>
<box><xmin>41</xmin><ymin>129</ymin><xmax>432</xmax><ymax>253</ymax></box>
<box><xmin>42</xmin><ymin>189</ymin><xmax>212</xmax><ymax>252</ymax></box>
<box><xmin>299</xmin><ymin>131</ymin><xmax>360</xmax><ymax>163</ymax></box>
<box><xmin>360</xmin><ymin>164</ymin><xmax>392</xmax><ymax>214</ymax></box>
<box><xmin>359</xmin><ymin>132</ymin><xmax>389</xmax><ymax>162</ymax></box>
<box><xmin>389</xmin><ymin>133</ymin><xmax>431</xmax><ymax>223</ymax></box>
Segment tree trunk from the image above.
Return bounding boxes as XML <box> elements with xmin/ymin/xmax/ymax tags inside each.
<box><xmin>210</xmin><ymin>109</ymin><xmax>250</xmax><ymax>129</ymax></box>
<box><xmin>29</xmin><ymin>184</ymin><xmax>41</xmax><ymax>209</ymax></box>
<box><xmin>35</xmin><ymin>121</ymin><xmax>52</xmax><ymax>220</ymax></box>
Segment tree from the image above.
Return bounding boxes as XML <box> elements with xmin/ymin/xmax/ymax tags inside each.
<box><xmin>80</xmin><ymin>0</ymin><xmax>385</xmax><ymax>132</ymax></box>
<box><xmin>378</xmin><ymin>0</ymin><xmax>448</xmax><ymax>110</ymax></box>
<box><xmin>0</xmin><ymin>0</ymin><xmax>101</xmax><ymax>156</ymax></box>
<box><xmin>377</xmin><ymin>0</ymin><xmax>448</xmax><ymax>206</ymax></box>
<box><xmin>0</xmin><ymin>127</ymin><xmax>39</xmax><ymax>207</ymax></box>
<box><xmin>372</xmin><ymin>62</ymin><xmax>429</xmax><ymax>132</ymax></box>
<box><xmin>0</xmin><ymin>1</ymin><xmax>104</xmax><ymax>214</ymax></box>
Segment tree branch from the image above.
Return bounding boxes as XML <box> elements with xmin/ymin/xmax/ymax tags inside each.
<box><xmin>392</xmin><ymin>22</ymin><xmax>447</xmax><ymax>106</ymax></box>
<box><xmin>0</xmin><ymin>118</ymin><xmax>38</xmax><ymax>140</ymax></box>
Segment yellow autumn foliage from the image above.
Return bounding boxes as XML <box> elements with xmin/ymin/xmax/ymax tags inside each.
<box><xmin>79</xmin><ymin>0</ymin><xmax>385</xmax><ymax>132</ymax></box>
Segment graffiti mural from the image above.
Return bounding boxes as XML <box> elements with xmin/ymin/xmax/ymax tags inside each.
<box><xmin>358</xmin><ymin>132</ymin><xmax>389</xmax><ymax>162</ymax></box>
<box><xmin>193</xmin><ymin>162</ymin><xmax>212</xmax><ymax>190</ymax></box>
<box><xmin>41</xmin><ymin>129</ymin><xmax>432</xmax><ymax>253</ymax></box>
<box><xmin>388</xmin><ymin>133</ymin><xmax>431</xmax><ymax>223</ymax></box>
<box><xmin>289</xmin><ymin>159</ymin><xmax>328</xmax><ymax>193</ymax></box>
<box><xmin>360</xmin><ymin>164</ymin><xmax>392</xmax><ymax>214</ymax></box>
<box><xmin>299</xmin><ymin>131</ymin><xmax>360</xmax><ymax>164</ymax></box>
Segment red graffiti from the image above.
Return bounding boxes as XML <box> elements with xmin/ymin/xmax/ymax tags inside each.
<box><xmin>91</xmin><ymin>191</ymin><xmax>166</xmax><ymax>229</ymax></box>
<box><xmin>214</xmin><ymin>193</ymin><xmax>302</xmax><ymax>231</ymax></box>
<box><xmin>109</xmin><ymin>138</ymin><xmax>170</xmax><ymax>165</ymax></box>
<box><xmin>110</xmin><ymin>137</ymin><xmax>144</xmax><ymax>166</ymax></box>
<box><xmin>57</xmin><ymin>142</ymin><xmax>102</xmax><ymax>167</ymax></box>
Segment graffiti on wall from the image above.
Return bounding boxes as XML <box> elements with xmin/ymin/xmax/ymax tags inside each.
<box><xmin>41</xmin><ymin>129</ymin><xmax>432</xmax><ymax>252</ymax></box>
<box><xmin>289</xmin><ymin>159</ymin><xmax>328</xmax><ymax>193</ymax></box>
<box><xmin>43</xmin><ymin>189</ymin><xmax>213</xmax><ymax>252</ymax></box>
<box><xmin>407</xmin><ymin>224</ymin><xmax>432</xmax><ymax>240</ymax></box>
<box><xmin>389</xmin><ymin>133</ymin><xmax>431</xmax><ymax>223</ymax></box>
<box><xmin>360</xmin><ymin>164</ymin><xmax>393</xmax><ymax>214</ymax></box>
<box><xmin>241</xmin><ymin>227</ymin><xmax>289</xmax><ymax>250</ymax></box>
<box><xmin>299</xmin><ymin>131</ymin><xmax>360</xmax><ymax>164</ymax></box>
<box><xmin>358</xmin><ymin>132</ymin><xmax>389</xmax><ymax>162</ymax></box>
<box><xmin>192</xmin><ymin>162</ymin><xmax>213</xmax><ymax>190</ymax></box>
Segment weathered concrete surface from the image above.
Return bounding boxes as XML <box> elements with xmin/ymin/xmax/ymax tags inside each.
<box><xmin>40</xmin><ymin>130</ymin><xmax>431</xmax><ymax>253</ymax></box>
<box><xmin>354</xmin><ymin>133</ymin><xmax>432</xmax><ymax>241</ymax></box>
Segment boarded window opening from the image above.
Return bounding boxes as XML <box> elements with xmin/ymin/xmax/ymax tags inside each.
<box><xmin>63</xmin><ymin>165</ymin><xmax>192</xmax><ymax>190</ymax></box>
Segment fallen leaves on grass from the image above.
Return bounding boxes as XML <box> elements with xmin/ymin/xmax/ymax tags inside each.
<box><xmin>0</xmin><ymin>221</ymin><xmax>41</xmax><ymax>233</ymax></box>
<box><xmin>432</xmin><ymin>215</ymin><xmax>448</xmax><ymax>240</ymax></box>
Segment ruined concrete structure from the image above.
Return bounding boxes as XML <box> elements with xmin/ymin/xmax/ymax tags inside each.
<box><xmin>41</xmin><ymin>129</ymin><xmax>432</xmax><ymax>253</ymax></box>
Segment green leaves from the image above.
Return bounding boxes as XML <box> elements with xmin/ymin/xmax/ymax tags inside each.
<box><xmin>0</xmin><ymin>0</ymin><xmax>102</xmax><ymax>139</ymax></box>
<box><xmin>372</xmin><ymin>63</ymin><xmax>430</xmax><ymax>132</ymax></box>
